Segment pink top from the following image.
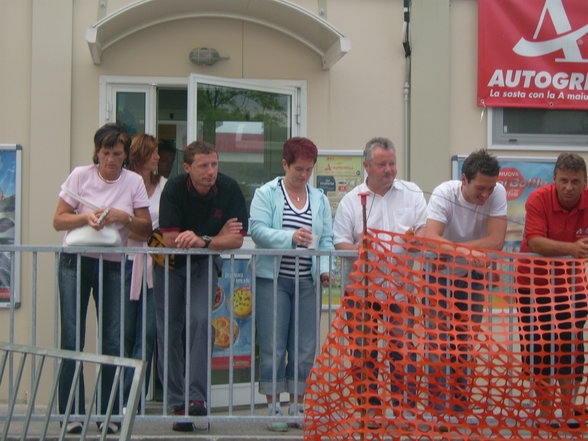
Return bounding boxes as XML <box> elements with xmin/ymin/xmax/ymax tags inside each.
<box><xmin>128</xmin><ymin>177</ymin><xmax>166</xmax><ymax>300</ymax></box>
<box><xmin>59</xmin><ymin>165</ymin><xmax>149</xmax><ymax>262</ymax></box>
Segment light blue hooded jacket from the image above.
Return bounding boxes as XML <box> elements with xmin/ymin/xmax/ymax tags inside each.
<box><xmin>249</xmin><ymin>177</ymin><xmax>334</xmax><ymax>283</ymax></box>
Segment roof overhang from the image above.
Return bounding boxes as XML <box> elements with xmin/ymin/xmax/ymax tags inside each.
<box><xmin>86</xmin><ymin>0</ymin><xmax>350</xmax><ymax>70</ymax></box>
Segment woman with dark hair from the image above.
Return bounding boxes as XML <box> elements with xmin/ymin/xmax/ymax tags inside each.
<box><xmin>123</xmin><ymin>133</ymin><xmax>166</xmax><ymax>407</ymax></box>
<box><xmin>53</xmin><ymin>123</ymin><xmax>152</xmax><ymax>434</ymax></box>
<box><xmin>249</xmin><ymin>137</ymin><xmax>334</xmax><ymax>431</ymax></box>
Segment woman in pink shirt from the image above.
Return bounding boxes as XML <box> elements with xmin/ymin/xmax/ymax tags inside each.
<box><xmin>53</xmin><ymin>123</ymin><xmax>152</xmax><ymax>434</ymax></box>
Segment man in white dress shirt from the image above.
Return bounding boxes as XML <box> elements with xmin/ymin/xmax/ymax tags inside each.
<box><xmin>333</xmin><ymin>137</ymin><xmax>427</xmax><ymax>275</ymax></box>
<box><xmin>333</xmin><ymin>137</ymin><xmax>427</xmax><ymax>424</ymax></box>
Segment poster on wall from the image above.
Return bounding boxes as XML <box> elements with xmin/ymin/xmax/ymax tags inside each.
<box><xmin>478</xmin><ymin>0</ymin><xmax>588</xmax><ymax>109</ymax></box>
<box><xmin>0</xmin><ymin>145</ymin><xmax>22</xmax><ymax>307</ymax></box>
<box><xmin>452</xmin><ymin>155</ymin><xmax>557</xmax><ymax>250</ymax></box>
<box><xmin>315</xmin><ymin>151</ymin><xmax>364</xmax><ymax>216</ymax></box>
<box><xmin>315</xmin><ymin>151</ymin><xmax>364</xmax><ymax>307</ymax></box>
<box><xmin>212</xmin><ymin>259</ymin><xmax>252</xmax><ymax>370</ymax></box>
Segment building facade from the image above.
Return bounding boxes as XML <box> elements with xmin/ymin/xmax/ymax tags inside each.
<box><xmin>2</xmin><ymin>0</ymin><xmax>587</xmax><ymax>394</ymax></box>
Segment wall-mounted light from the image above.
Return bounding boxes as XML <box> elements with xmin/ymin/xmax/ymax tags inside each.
<box><xmin>189</xmin><ymin>47</ymin><xmax>229</xmax><ymax>66</ymax></box>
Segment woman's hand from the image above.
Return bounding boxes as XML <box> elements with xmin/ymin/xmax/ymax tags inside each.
<box><xmin>87</xmin><ymin>207</ymin><xmax>112</xmax><ymax>230</ymax></box>
<box><xmin>87</xmin><ymin>210</ymin><xmax>106</xmax><ymax>230</ymax></box>
<box><xmin>292</xmin><ymin>227</ymin><xmax>313</xmax><ymax>248</ymax></box>
<box><xmin>92</xmin><ymin>206</ymin><xmax>152</xmax><ymax>239</ymax></box>
<box><xmin>97</xmin><ymin>207</ymin><xmax>128</xmax><ymax>226</ymax></box>
<box><xmin>53</xmin><ymin>198</ymin><xmax>97</xmax><ymax>232</ymax></box>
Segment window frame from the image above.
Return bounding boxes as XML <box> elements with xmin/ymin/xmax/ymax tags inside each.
<box><xmin>100</xmin><ymin>77</ymin><xmax>166</xmax><ymax>134</ymax></box>
<box><xmin>101</xmin><ymin>74</ymin><xmax>305</xmax><ymax>141</ymax></box>
<box><xmin>488</xmin><ymin>107</ymin><xmax>588</xmax><ymax>152</ymax></box>
<box><xmin>187</xmin><ymin>73</ymin><xmax>305</xmax><ymax>143</ymax></box>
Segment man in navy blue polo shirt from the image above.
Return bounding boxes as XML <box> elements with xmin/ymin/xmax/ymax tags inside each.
<box><xmin>154</xmin><ymin>140</ymin><xmax>248</xmax><ymax>432</ymax></box>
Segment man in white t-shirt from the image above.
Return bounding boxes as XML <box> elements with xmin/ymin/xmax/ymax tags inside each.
<box><xmin>333</xmin><ymin>137</ymin><xmax>427</xmax><ymax>424</ymax></box>
<box><xmin>424</xmin><ymin>149</ymin><xmax>507</xmax><ymax>416</ymax></box>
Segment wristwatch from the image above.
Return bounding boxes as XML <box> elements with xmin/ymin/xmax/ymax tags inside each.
<box><xmin>201</xmin><ymin>235</ymin><xmax>212</xmax><ymax>248</ymax></box>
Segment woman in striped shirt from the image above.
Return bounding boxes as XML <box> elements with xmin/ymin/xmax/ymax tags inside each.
<box><xmin>249</xmin><ymin>137</ymin><xmax>334</xmax><ymax>431</ymax></box>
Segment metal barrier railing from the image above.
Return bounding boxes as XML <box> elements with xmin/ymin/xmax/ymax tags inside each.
<box><xmin>0</xmin><ymin>342</ymin><xmax>145</xmax><ymax>441</ymax></box>
<box><xmin>3</xmin><ymin>244</ymin><xmax>572</xmax><ymax>434</ymax></box>
<box><xmin>0</xmin><ymin>245</ymin><xmax>354</xmax><ymax>432</ymax></box>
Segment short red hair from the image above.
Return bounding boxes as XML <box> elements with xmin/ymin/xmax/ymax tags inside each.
<box><xmin>282</xmin><ymin>137</ymin><xmax>318</xmax><ymax>165</ymax></box>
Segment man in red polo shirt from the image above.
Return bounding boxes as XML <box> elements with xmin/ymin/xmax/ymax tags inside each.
<box><xmin>519</xmin><ymin>152</ymin><xmax>588</xmax><ymax>429</ymax></box>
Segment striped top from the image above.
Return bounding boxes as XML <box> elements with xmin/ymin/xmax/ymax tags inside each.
<box><xmin>279</xmin><ymin>179</ymin><xmax>313</xmax><ymax>279</ymax></box>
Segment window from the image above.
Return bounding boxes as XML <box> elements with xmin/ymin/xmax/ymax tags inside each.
<box><xmin>188</xmin><ymin>75</ymin><xmax>303</xmax><ymax>209</ymax></box>
<box><xmin>489</xmin><ymin>107</ymin><xmax>588</xmax><ymax>151</ymax></box>
<box><xmin>101</xmin><ymin>75</ymin><xmax>305</xmax><ymax>208</ymax></box>
<box><xmin>101</xmin><ymin>83</ymin><xmax>156</xmax><ymax>135</ymax></box>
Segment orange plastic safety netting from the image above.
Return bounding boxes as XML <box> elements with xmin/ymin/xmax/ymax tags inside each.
<box><xmin>304</xmin><ymin>229</ymin><xmax>588</xmax><ymax>440</ymax></box>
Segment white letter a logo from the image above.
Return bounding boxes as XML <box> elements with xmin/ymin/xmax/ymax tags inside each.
<box><xmin>513</xmin><ymin>0</ymin><xmax>588</xmax><ymax>63</ymax></box>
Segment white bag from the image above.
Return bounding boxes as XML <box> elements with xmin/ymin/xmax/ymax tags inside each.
<box><xmin>65</xmin><ymin>224</ymin><xmax>122</xmax><ymax>247</ymax></box>
<box><xmin>61</xmin><ymin>184</ymin><xmax>122</xmax><ymax>247</ymax></box>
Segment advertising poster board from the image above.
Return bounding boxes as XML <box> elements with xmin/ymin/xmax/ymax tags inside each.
<box><xmin>315</xmin><ymin>151</ymin><xmax>364</xmax><ymax>307</ymax></box>
<box><xmin>212</xmin><ymin>258</ymin><xmax>252</xmax><ymax>370</ymax></box>
<box><xmin>0</xmin><ymin>145</ymin><xmax>22</xmax><ymax>307</ymax></box>
<box><xmin>315</xmin><ymin>151</ymin><xmax>364</xmax><ymax>216</ymax></box>
<box><xmin>478</xmin><ymin>0</ymin><xmax>588</xmax><ymax>109</ymax></box>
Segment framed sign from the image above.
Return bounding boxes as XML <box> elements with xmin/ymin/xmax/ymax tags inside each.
<box><xmin>315</xmin><ymin>150</ymin><xmax>364</xmax><ymax>216</ymax></box>
<box><xmin>0</xmin><ymin>145</ymin><xmax>22</xmax><ymax>307</ymax></box>
<box><xmin>213</xmin><ymin>258</ymin><xmax>252</xmax><ymax>370</ymax></box>
<box><xmin>315</xmin><ymin>150</ymin><xmax>364</xmax><ymax>308</ymax></box>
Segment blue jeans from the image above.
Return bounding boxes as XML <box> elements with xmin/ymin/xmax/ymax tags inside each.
<box><xmin>255</xmin><ymin>276</ymin><xmax>317</xmax><ymax>397</ymax></box>
<box><xmin>425</xmin><ymin>270</ymin><xmax>484</xmax><ymax>412</ymax></box>
<box><xmin>123</xmin><ymin>261</ymin><xmax>156</xmax><ymax>406</ymax></box>
<box><xmin>58</xmin><ymin>253</ymin><xmax>124</xmax><ymax>415</ymax></box>
<box><xmin>518</xmin><ymin>287</ymin><xmax>587</xmax><ymax>379</ymax></box>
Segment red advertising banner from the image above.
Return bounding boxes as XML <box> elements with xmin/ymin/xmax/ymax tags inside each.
<box><xmin>478</xmin><ymin>0</ymin><xmax>588</xmax><ymax>109</ymax></box>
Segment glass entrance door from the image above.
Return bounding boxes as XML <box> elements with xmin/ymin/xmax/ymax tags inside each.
<box><xmin>188</xmin><ymin>74</ymin><xmax>304</xmax><ymax>209</ymax></box>
<box><xmin>187</xmin><ymin>75</ymin><xmax>304</xmax><ymax>405</ymax></box>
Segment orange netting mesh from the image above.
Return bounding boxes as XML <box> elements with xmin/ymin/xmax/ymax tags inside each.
<box><xmin>305</xmin><ymin>229</ymin><xmax>588</xmax><ymax>440</ymax></box>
